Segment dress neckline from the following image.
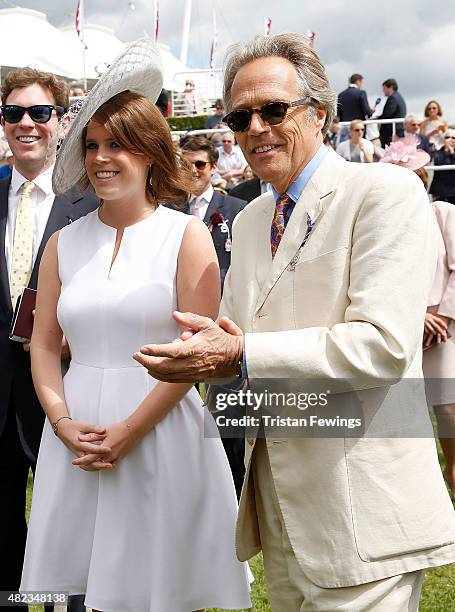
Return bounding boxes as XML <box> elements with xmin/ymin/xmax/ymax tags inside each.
<box><xmin>95</xmin><ymin>204</ymin><xmax>161</xmax><ymax>231</ymax></box>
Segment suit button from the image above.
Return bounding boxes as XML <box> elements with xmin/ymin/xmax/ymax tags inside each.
<box><xmin>247</xmin><ymin>437</ymin><xmax>255</xmax><ymax>446</ymax></box>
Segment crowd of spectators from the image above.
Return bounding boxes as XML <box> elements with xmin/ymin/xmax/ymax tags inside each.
<box><xmin>165</xmin><ymin>77</ymin><xmax>454</xmax><ymax>205</ymax></box>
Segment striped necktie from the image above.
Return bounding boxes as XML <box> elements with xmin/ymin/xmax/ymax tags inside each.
<box><xmin>271</xmin><ymin>193</ymin><xmax>293</xmax><ymax>257</ymax></box>
<box><xmin>10</xmin><ymin>181</ymin><xmax>35</xmax><ymax>307</ymax></box>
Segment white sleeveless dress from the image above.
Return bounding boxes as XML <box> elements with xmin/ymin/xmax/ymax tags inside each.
<box><xmin>21</xmin><ymin>206</ymin><xmax>251</xmax><ymax>612</ymax></box>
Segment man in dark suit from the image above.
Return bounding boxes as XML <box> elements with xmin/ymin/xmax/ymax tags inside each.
<box><xmin>181</xmin><ymin>136</ymin><xmax>246</xmax><ymax>288</ymax></box>
<box><xmin>337</xmin><ymin>73</ymin><xmax>373</xmax><ymax>122</ymax></box>
<box><xmin>180</xmin><ymin>136</ymin><xmax>246</xmax><ymax>498</ymax></box>
<box><xmin>229</xmin><ymin>176</ymin><xmax>260</xmax><ymax>203</ymax></box>
<box><xmin>0</xmin><ymin>68</ymin><xmax>98</xmax><ymax>611</ymax></box>
<box><xmin>376</xmin><ymin>78</ymin><xmax>407</xmax><ymax>147</ymax></box>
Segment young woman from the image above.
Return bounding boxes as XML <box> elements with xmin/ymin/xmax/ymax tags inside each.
<box><xmin>420</xmin><ymin>100</ymin><xmax>448</xmax><ymax>150</ymax></box>
<box><xmin>335</xmin><ymin>120</ymin><xmax>374</xmax><ymax>163</ymax></box>
<box><xmin>20</xmin><ymin>41</ymin><xmax>251</xmax><ymax>612</ymax></box>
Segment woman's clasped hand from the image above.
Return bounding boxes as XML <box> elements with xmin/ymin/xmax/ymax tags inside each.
<box><xmin>423</xmin><ymin>312</ymin><xmax>451</xmax><ymax>349</ymax></box>
<box><xmin>73</xmin><ymin>419</ymin><xmax>142</xmax><ymax>470</ymax></box>
<box><xmin>55</xmin><ymin>418</ymin><xmax>113</xmax><ymax>470</ymax></box>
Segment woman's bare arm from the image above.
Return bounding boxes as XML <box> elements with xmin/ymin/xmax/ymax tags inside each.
<box><xmin>31</xmin><ymin>232</ymin><xmax>112</xmax><ymax>466</ymax></box>
<box><xmin>75</xmin><ymin>216</ymin><xmax>220</xmax><ymax>468</ymax></box>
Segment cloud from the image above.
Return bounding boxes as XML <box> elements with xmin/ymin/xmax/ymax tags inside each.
<box><xmin>6</xmin><ymin>0</ymin><xmax>455</xmax><ymax>120</ymax></box>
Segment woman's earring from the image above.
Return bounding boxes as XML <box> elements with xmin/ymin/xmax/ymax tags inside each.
<box><xmin>149</xmin><ymin>165</ymin><xmax>153</xmax><ymax>187</ymax></box>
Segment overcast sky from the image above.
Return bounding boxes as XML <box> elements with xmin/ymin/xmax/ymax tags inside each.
<box><xmin>7</xmin><ymin>0</ymin><xmax>455</xmax><ymax>121</ymax></box>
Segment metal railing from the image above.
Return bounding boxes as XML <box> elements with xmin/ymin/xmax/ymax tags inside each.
<box><xmin>170</xmin><ymin>69</ymin><xmax>223</xmax><ymax>117</ymax></box>
<box><xmin>170</xmin><ymin>121</ymin><xmax>455</xmax><ymax>173</ymax></box>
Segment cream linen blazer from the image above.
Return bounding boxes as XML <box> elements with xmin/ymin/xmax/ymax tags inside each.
<box><xmin>220</xmin><ymin>151</ymin><xmax>455</xmax><ymax>588</ymax></box>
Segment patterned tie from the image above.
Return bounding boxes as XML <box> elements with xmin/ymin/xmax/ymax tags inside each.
<box><xmin>10</xmin><ymin>181</ymin><xmax>35</xmax><ymax>308</ymax></box>
<box><xmin>271</xmin><ymin>193</ymin><xmax>293</xmax><ymax>257</ymax></box>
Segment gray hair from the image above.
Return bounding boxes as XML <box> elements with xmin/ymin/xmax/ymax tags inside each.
<box><xmin>223</xmin><ymin>33</ymin><xmax>336</xmax><ymax>136</ymax></box>
<box><xmin>404</xmin><ymin>114</ymin><xmax>420</xmax><ymax>124</ymax></box>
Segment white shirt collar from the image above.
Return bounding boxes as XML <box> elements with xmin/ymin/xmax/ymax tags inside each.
<box><xmin>190</xmin><ymin>184</ymin><xmax>214</xmax><ymax>204</ymax></box>
<box><xmin>11</xmin><ymin>164</ymin><xmax>55</xmax><ymax>197</ymax></box>
<box><xmin>220</xmin><ymin>148</ymin><xmax>236</xmax><ymax>157</ymax></box>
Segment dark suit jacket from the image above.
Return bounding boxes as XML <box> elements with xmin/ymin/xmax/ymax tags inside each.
<box><xmin>378</xmin><ymin>91</ymin><xmax>407</xmax><ymax>146</ymax></box>
<box><xmin>181</xmin><ymin>190</ymin><xmax>246</xmax><ymax>287</ymax></box>
<box><xmin>417</xmin><ymin>133</ymin><xmax>433</xmax><ymax>156</ymax></box>
<box><xmin>337</xmin><ymin>86</ymin><xmax>372</xmax><ymax>122</ymax></box>
<box><xmin>229</xmin><ymin>178</ymin><xmax>261</xmax><ymax>204</ymax></box>
<box><xmin>429</xmin><ymin>149</ymin><xmax>455</xmax><ymax>199</ymax></box>
<box><xmin>0</xmin><ymin>176</ymin><xmax>98</xmax><ymax>461</ymax></box>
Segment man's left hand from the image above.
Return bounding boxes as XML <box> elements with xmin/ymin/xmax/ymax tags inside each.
<box><xmin>133</xmin><ymin>311</ymin><xmax>243</xmax><ymax>382</ymax></box>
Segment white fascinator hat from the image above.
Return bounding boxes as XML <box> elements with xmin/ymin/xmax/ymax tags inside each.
<box><xmin>53</xmin><ymin>37</ymin><xmax>163</xmax><ymax>194</ymax></box>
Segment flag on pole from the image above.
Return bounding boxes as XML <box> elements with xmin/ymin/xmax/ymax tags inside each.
<box><xmin>209</xmin><ymin>8</ymin><xmax>217</xmax><ymax>70</ymax></box>
<box><xmin>75</xmin><ymin>0</ymin><xmax>87</xmax><ymax>49</ymax></box>
<box><xmin>154</xmin><ymin>0</ymin><xmax>159</xmax><ymax>41</ymax></box>
<box><xmin>306</xmin><ymin>30</ymin><xmax>316</xmax><ymax>47</ymax></box>
<box><xmin>264</xmin><ymin>17</ymin><xmax>272</xmax><ymax>36</ymax></box>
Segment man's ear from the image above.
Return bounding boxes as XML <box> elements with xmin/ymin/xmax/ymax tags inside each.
<box><xmin>315</xmin><ymin>107</ymin><xmax>327</xmax><ymax>131</ymax></box>
<box><xmin>211</xmin><ymin>163</ymin><xmax>218</xmax><ymax>176</ymax></box>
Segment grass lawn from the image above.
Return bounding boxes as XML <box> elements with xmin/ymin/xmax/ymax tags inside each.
<box><xmin>26</xmin><ymin>481</ymin><xmax>455</xmax><ymax>612</ymax></box>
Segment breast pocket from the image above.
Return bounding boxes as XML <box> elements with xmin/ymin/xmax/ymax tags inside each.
<box><xmin>292</xmin><ymin>247</ymin><xmax>350</xmax><ymax>328</ymax></box>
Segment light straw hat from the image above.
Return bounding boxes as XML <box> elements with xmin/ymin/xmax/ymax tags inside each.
<box><xmin>53</xmin><ymin>37</ymin><xmax>163</xmax><ymax>194</ymax></box>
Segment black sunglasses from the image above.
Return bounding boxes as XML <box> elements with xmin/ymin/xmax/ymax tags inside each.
<box><xmin>444</xmin><ymin>135</ymin><xmax>455</xmax><ymax>139</ymax></box>
<box><xmin>1</xmin><ymin>104</ymin><xmax>65</xmax><ymax>124</ymax></box>
<box><xmin>192</xmin><ymin>160</ymin><xmax>209</xmax><ymax>169</ymax></box>
<box><xmin>223</xmin><ymin>97</ymin><xmax>317</xmax><ymax>132</ymax></box>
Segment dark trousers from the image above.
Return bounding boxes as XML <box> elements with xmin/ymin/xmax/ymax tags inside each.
<box><xmin>221</xmin><ymin>438</ymin><xmax>245</xmax><ymax>500</ymax></box>
<box><xmin>0</xmin><ymin>403</ymin><xmax>32</xmax><ymax>612</ymax></box>
<box><xmin>0</xmin><ymin>403</ymin><xmax>84</xmax><ymax>612</ymax></box>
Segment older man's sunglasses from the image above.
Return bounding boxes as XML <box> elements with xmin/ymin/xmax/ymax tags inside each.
<box><xmin>1</xmin><ymin>104</ymin><xmax>64</xmax><ymax>124</ymax></box>
<box><xmin>223</xmin><ymin>97</ymin><xmax>317</xmax><ymax>132</ymax></box>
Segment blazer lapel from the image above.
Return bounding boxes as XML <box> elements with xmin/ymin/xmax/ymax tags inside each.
<box><xmin>203</xmin><ymin>190</ymin><xmax>224</xmax><ymax>225</ymax></box>
<box><xmin>254</xmin><ymin>153</ymin><xmax>341</xmax><ymax>314</ymax></box>
<box><xmin>0</xmin><ymin>178</ymin><xmax>11</xmax><ymax>308</ymax></box>
<box><xmin>29</xmin><ymin>193</ymin><xmax>78</xmax><ymax>288</ymax></box>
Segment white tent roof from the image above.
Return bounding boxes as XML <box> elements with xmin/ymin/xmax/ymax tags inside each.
<box><xmin>157</xmin><ymin>42</ymin><xmax>190</xmax><ymax>90</ymax></box>
<box><xmin>60</xmin><ymin>24</ymin><xmax>125</xmax><ymax>80</ymax></box>
<box><xmin>0</xmin><ymin>6</ymin><xmax>221</xmax><ymax>97</ymax></box>
<box><xmin>0</xmin><ymin>7</ymin><xmax>81</xmax><ymax>77</ymax></box>
<box><xmin>157</xmin><ymin>42</ymin><xmax>222</xmax><ymax>98</ymax></box>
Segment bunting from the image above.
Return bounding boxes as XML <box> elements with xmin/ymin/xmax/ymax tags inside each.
<box><xmin>154</xmin><ymin>0</ymin><xmax>159</xmax><ymax>41</ymax></box>
<box><xmin>210</xmin><ymin>8</ymin><xmax>217</xmax><ymax>69</ymax></box>
<box><xmin>75</xmin><ymin>0</ymin><xmax>87</xmax><ymax>49</ymax></box>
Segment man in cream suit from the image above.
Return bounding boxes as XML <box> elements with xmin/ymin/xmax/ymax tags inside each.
<box><xmin>134</xmin><ymin>34</ymin><xmax>455</xmax><ymax>610</ymax></box>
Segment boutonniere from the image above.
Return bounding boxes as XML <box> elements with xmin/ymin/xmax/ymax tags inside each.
<box><xmin>208</xmin><ymin>212</ymin><xmax>232</xmax><ymax>252</ymax></box>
